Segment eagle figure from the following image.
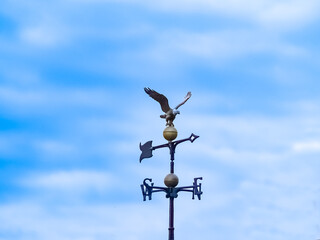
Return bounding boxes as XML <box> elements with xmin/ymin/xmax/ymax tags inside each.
<box><xmin>144</xmin><ymin>87</ymin><xmax>192</xmax><ymax>127</ymax></box>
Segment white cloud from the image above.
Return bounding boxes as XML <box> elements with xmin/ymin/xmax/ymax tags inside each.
<box><xmin>113</xmin><ymin>28</ymin><xmax>308</xmax><ymax>75</ymax></box>
<box><xmin>0</xmin><ymin>87</ymin><xmax>44</xmax><ymax>106</ymax></box>
<box><xmin>156</xmin><ymin>0</ymin><xmax>319</xmax><ymax>28</ymax></box>
<box><xmin>0</xmin><ymin>67</ymin><xmax>41</xmax><ymax>85</ymax></box>
<box><xmin>23</xmin><ymin>170</ymin><xmax>113</xmax><ymax>193</ymax></box>
<box><xmin>2</xmin><ymin>0</ymin><xmax>317</xmax><ymax>74</ymax></box>
<box><xmin>0</xmin><ymin>86</ymin><xmax>113</xmax><ymax>114</ymax></box>
<box><xmin>292</xmin><ymin>141</ymin><xmax>320</xmax><ymax>153</ymax></box>
<box><xmin>33</xmin><ymin>139</ymin><xmax>78</xmax><ymax>157</ymax></box>
<box><xmin>0</xmin><ymin>202</ymin><xmax>169</xmax><ymax>240</ymax></box>
<box><xmin>20</xmin><ymin>25</ymin><xmax>66</xmax><ymax>47</ymax></box>
<box><xmin>258</xmin><ymin>0</ymin><xmax>319</xmax><ymax>29</ymax></box>
<box><xmin>288</xmin><ymin>100</ymin><xmax>320</xmax><ymax>113</ymax></box>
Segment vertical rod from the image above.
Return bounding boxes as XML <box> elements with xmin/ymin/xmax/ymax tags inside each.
<box><xmin>168</xmin><ymin>197</ymin><xmax>174</xmax><ymax>240</ymax></box>
<box><xmin>169</xmin><ymin>142</ymin><xmax>175</xmax><ymax>161</ymax></box>
<box><xmin>169</xmin><ymin>142</ymin><xmax>175</xmax><ymax>239</ymax></box>
<box><xmin>169</xmin><ymin>142</ymin><xmax>175</xmax><ymax>173</ymax></box>
<box><xmin>170</xmin><ymin>160</ymin><xmax>174</xmax><ymax>173</ymax></box>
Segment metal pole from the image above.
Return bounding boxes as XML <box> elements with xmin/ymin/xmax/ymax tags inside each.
<box><xmin>168</xmin><ymin>197</ymin><xmax>174</xmax><ymax>240</ymax></box>
<box><xmin>169</xmin><ymin>145</ymin><xmax>175</xmax><ymax>240</ymax></box>
<box><xmin>170</xmin><ymin>161</ymin><xmax>174</xmax><ymax>173</ymax></box>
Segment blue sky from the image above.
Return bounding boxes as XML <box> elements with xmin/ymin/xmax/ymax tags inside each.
<box><xmin>0</xmin><ymin>0</ymin><xmax>320</xmax><ymax>239</ymax></box>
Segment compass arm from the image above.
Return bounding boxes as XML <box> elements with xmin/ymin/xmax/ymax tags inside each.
<box><xmin>141</xmin><ymin>177</ymin><xmax>203</xmax><ymax>201</ymax></box>
<box><xmin>141</xmin><ymin>178</ymin><xmax>168</xmax><ymax>201</ymax></box>
<box><xmin>168</xmin><ymin>177</ymin><xmax>203</xmax><ymax>200</ymax></box>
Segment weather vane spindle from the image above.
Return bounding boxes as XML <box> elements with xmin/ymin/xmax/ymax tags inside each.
<box><xmin>139</xmin><ymin>87</ymin><xmax>203</xmax><ymax>240</ymax></box>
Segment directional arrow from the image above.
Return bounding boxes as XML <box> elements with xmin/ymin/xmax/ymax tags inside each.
<box><xmin>139</xmin><ymin>133</ymin><xmax>199</xmax><ymax>162</ymax></box>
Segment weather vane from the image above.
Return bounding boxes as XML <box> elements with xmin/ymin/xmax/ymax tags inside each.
<box><xmin>139</xmin><ymin>87</ymin><xmax>203</xmax><ymax>240</ymax></box>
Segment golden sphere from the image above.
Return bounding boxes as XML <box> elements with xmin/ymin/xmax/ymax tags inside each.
<box><xmin>163</xmin><ymin>126</ymin><xmax>178</xmax><ymax>141</ymax></box>
<box><xmin>164</xmin><ymin>173</ymin><xmax>179</xmax><ymax>188</ymax></box>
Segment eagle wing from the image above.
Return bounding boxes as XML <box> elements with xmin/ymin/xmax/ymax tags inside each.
<box><xmin>175</xmin><ymin>91</ymin><xmax>191</xmax><ymax>110</ymax></box>
<box><xmin>144</xmin><ymin>87</ymin><xmax>171</xmax><ymax>113</ymax></box>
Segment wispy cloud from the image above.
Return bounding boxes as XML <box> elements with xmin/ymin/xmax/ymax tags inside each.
<box><xmin>22</xmin><ymin>170</ymin><xmax>113</xmax><ymax>193</ymax></box>
<box><xmin>20</xmin><ymin>24</ymin><xmax>68</xmax><ymax>47</ymax></box>
<box><xmin>292</xmin><ymin>141</ymin><xmax>320</xmax><ymax>153</ymax></box>
<box><xmin>33</xmin><ymin>139</ymin><xmax>78</xmax><ymax>158</ymax></box>
<box><xmin>0</xmin><ymin>86</ymin><xmax>113</xmax><ymax>115</ymax></box>
<box><xmin>0</xmin><ymin>202</ymin><xmax>169</xmax><ymax>240</ymax></box>
<box><xmin>141</xmin><ymin>29</ymin><xmax>307</xmax><ymax>64</ymax></box>
<box><xmin>147</xmin><ymin>0</ymin><xmax>320</xmax><ymax>28</ymax></box>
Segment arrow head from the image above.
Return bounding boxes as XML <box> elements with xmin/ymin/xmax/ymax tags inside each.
<box><xmin>190</xmin><ymin>133</ymin><xmax>199</xmax><ymax>142</ymax></box>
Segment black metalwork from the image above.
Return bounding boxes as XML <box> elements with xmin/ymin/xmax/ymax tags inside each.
<box><xmin>139</xmin><ymin>133</ymin><xmax>202</xmax><ymax>240</ymax></box>
<box><xmin>139</xmin><ymin>133</ymin><xmax>199</xmax><ymax>163</ymax></box>
<box><xmin>141</xmin><ymin>177</ymin><xmax>203</xmax><ymax>201</ymax></box>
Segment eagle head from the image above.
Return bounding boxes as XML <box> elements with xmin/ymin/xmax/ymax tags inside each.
<box><xmin>173</xmin><ymin>109</ymin><xmax>180</xmax><ymax>115</ymax></box>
